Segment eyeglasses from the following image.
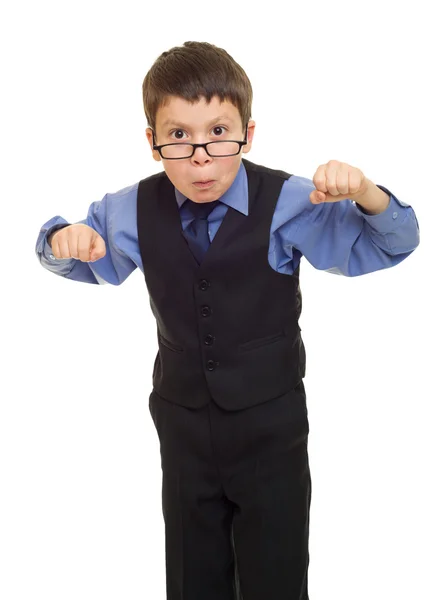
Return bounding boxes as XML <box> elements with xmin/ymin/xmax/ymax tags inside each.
<box><xmin>150</xmin><ymin>124</ymin><xmax>248</xmax><ymax>160</ymax></box>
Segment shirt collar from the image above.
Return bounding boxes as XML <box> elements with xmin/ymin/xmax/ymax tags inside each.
<box><xmin>174</xmin><ymin>160</ymin><xmax>249</xmax><ymax>216</ymax></box>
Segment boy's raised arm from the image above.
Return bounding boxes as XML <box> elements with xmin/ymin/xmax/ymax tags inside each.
<box><xmin>35</xmin><ymin>193</ymin><xmax>137</xmax><ymax>285</ymax></box>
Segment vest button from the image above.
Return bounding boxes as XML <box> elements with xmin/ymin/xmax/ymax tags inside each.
<box><xmin>201</xmin><ymin>305</ymin><xmax>212</xmax><ymax>317</ymax></box>
<box><xmin>206</xmin><ymin>359</ymin><xmax>216</xmax><ymax>371</ymax></box>
<box><xmin>204</xmin><ymin>334</ymin><xmax>215</xmax><ymax>346</ymax></box>
<box><xmin>199</xmin><ymin>279</ymin><xmax>210</xmax><ymax>291</ymax></box>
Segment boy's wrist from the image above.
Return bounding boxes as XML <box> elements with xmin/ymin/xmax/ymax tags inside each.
<box><xmin>47</xmin><ymin>224</ymin><xmax>70</xmax><ymax>245</ymax></box>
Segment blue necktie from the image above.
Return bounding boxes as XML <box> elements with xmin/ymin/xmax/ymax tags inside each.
<box><xmin>184</xmin><ymin>199</ymin><xmax>220</xmax><ymax>264</ymax></box>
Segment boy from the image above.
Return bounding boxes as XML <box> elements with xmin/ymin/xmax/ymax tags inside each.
<box><xmin>35</xmin><ymin>41</ymin><xmax>420</xmax><ymax>600</ymax></box>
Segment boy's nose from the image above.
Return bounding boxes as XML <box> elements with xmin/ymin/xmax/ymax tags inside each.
<box><xmin>191</xmin><ymin>145</ymin><xmax>211</xmax><ymax>162</ymax></box>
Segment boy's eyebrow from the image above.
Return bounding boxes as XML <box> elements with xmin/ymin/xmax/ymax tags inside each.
<box><xmin>161</xmin><ymin>115</ymin><xmax>234</xmax><ymax>130</ymax></box>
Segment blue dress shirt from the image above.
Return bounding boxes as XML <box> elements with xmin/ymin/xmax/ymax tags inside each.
<box><xmin>35</xmin><ymin>161</ymin><xmax>420</xmax><ymax>284</ymax></box>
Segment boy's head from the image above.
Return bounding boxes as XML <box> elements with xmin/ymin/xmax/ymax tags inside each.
<box><xmin>142</xmin><ymin>41</ymin><xmax>256</xmax><ymax>203</ymax></box>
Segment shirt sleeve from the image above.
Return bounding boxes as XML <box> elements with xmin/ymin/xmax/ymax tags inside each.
<box><xmin>35</xmin><ymin>193</ymin><xmax>137</xmax><ymax>285</ymax></box>
<box><xmin>270</xmin><ymin>176</ymin><xmax>420</xmax><ymax>277</ymax></box>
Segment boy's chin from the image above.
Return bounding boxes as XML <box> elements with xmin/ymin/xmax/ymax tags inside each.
<box><xmin>190</xmin><ymin>188</ymin><xmax>220</xmax><ymax>202</ymax></box>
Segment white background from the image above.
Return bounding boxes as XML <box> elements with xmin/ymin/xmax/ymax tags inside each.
<box><xmin>1</xmin><ymin>0</ymin><xmax>447</xmax><ymax>598</ymax></box>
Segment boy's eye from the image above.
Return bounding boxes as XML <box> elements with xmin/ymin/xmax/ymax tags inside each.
<box><xmin>170</xmin><ymin>126</ymin><xmax>227</xmax><ymax>140</ymax></box>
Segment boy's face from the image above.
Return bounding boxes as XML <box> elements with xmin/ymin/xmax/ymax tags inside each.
<box><xmin>145</xmin><ymin>95</ymin><xmax>255</xmax><ymax>203</ymax></box>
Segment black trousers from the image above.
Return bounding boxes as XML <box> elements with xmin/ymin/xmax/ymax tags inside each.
<box><xmin>149</xmin><ymin>380</ymin><xmax>312</xmax><ymax>600</ymax></box>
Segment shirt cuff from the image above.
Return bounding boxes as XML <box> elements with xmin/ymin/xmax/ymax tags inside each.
<box><xmin>352</xmin><ymin>184</ymin><xmax>410</xmax><ymax>233</ymax></box>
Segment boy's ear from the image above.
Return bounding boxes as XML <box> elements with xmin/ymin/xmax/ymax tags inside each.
<box><xmin>145</xmin><ymin>128</ymin><xmax>162</xmax><ymax>162</ymax></box>
<box><xmin>242</xmin><ymin>120</ymin><xmax>256</xmax><ymax>154</ymax></box>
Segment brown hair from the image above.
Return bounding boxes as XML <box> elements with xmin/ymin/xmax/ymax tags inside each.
<box><xmin>142</xmin><ymin>41</ymin><xmax>253</xmax><ymax>135</ymax></box>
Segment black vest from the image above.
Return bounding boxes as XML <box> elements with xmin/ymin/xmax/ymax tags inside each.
<box><xmin>137</xmin><ymin>158</ymin><xmax>306</xmax><ymax>410</ymax></box>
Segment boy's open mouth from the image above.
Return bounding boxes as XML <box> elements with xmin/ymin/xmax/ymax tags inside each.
<box><xmin>193</xmin><ymin>180</ymin><xmax>215</xmax><ymax>188</ymax></box>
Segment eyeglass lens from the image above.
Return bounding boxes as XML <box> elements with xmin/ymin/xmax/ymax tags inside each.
<box><xmin>161</xmin><ymin>141</ymin><xmax>241</xmax><ymax>159</ymax></box>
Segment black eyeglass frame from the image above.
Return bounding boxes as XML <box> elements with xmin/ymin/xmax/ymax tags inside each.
<box><xmin>149</xmin><ymin>124</ymin><xmax>249</xmax><ymax>160</ymax></box>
